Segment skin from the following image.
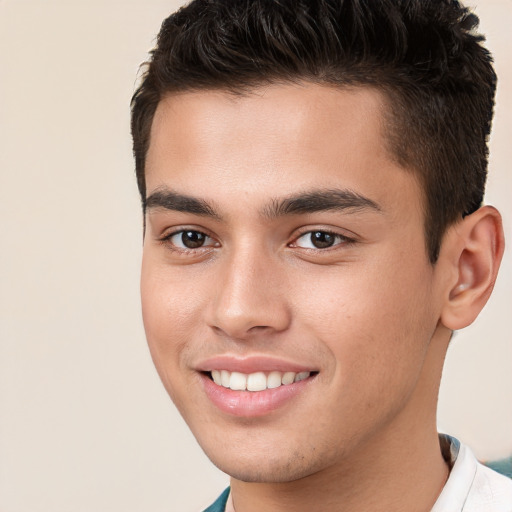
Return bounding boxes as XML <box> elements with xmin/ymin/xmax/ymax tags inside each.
<box><xmin>141</xmin><ymin>83</ymin><xmax>504</xmax><ymax>511</ymax></box>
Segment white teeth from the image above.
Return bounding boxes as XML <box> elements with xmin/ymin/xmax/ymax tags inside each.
<box><xmin>209</xmin><ymin>370</ymin><xmax>312</xmax><ymax>391</ymax></box>
<box><xmin>267</xmin><ymin>371</ymin><xmax>283</xmax><ymax>389</ymax></box>
<box><xmin>211</xmin><ymin>370</ymin><xmax>221</xmax><ymax>385</ymax></box>
<box><xmin>229</xmin><ymin>371</ymin><xmax>247</xmax><ymax>390</ymax></box>
<box><xmin>247</xmin><ymin>372</ymin><xmax>267</xmax><ymax>392</ymax></box>
<box><xmin>281</xmin><ymin>372</ymin><xmax>295</xmax><ymax>385</ymax></box>
<box><xmin>220</xmin><ymin>370</ymin><xmax>230</xmax><ymax>387</ymax></box>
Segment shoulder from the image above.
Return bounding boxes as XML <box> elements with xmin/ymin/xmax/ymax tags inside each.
<box><xmin>202</xmin><ymin>487</ymin><xmax>230</xmax><ymax>512</ymax></box>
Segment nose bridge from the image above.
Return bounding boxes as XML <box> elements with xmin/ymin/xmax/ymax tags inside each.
<box><xmin>208</xmin><ymin>241</ymin><xmax>290</xmax><ymax>338</ymax></box>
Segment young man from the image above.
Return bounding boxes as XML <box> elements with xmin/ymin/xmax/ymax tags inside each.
<box><xmin>131</xmin><ymin>1</ymin><xmax>511</xmax><ymax>510</ymax></box>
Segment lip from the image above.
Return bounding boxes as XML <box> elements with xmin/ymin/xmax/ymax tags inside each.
<box><xmin>196</xmin><ymin>355</ymin><xmax>316</xmax><ymax>374</ymax></box>
<box><xmin>200</xmin><ymin>373</ymin><xmax>316</xmax><ymax>417</ymax></box>
<box><xmin>196</xmin><ymin>355</ymin><xmax>318</xmax><ymax>417</ymax></box>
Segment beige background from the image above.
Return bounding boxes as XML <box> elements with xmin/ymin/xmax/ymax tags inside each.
<box><xmin>0</xmin><ymin>1</ymin><xmax>510</xmax><ymax>511</ymax></box>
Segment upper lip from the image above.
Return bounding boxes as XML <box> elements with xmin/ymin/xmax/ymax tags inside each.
<box><xmin>195</xmin><ymin>355</ymin><xmax>317</xmax><ymax>374</ymax></box>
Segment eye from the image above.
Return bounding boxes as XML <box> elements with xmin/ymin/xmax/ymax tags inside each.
<box><xmin>167</xmin><ymin>230</ymin><xmax>215</xmax><ymax>249</ymax></box>
<box><xmin>293</xmin><ymin>230</ymin><xmax>351</xmax><ymax>249</ymax></box>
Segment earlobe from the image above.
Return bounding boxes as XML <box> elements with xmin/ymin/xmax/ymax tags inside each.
<box><xmin>441</xmin><ymin>206</ymin><xmax>504</xmax><ymax>331</ymax></box>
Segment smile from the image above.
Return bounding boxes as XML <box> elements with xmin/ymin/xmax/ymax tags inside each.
<box><xmin>201</xmin><ymin>367</ymin><xmax>317</xmax><ymax>417</ymax></box>
<box><xmin>210</xmin><ymin>370</ymin><xmax>311</xmax><ymax>391</ymax></box>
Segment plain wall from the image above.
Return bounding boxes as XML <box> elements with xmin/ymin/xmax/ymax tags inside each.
<box><xmin>0</xmin><ymin>1</ymin><xmax>510</xmax><ymax>511</ymax></box>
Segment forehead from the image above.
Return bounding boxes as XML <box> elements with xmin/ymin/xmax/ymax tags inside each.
<box><xmin>149</xmin><ymin>83</ymin><xmax>389</xmax><ymax>164</ymax></box>
<box><xmin>145</xmin><ymin>83</ymin><xmax>419</xmax><ymax>219</ymax></box>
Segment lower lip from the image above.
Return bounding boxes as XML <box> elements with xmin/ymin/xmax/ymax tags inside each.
<box><xmin>200</xmin><ymin>373</ymin><xmax>315</xmax><ymax>417</ymax></box>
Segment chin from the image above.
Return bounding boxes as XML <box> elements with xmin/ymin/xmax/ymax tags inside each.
<box><xmin>202</xmin><ymin>443</ymin><xmax>328</xmax><ymax>483</ymax></box>
<box><xmin>213</xmin><ymin>462</ymin><xmax>314</xmax><ymax>484</ymax></box>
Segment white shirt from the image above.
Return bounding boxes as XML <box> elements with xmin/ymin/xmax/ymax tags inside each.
<box><xmin>432</xmin><ymin>435</ymin><xmax>512</xmax><ymax>511</ymax></box>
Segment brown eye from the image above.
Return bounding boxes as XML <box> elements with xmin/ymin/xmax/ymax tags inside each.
<box><xmin>168</xmin><ymin>230</ymin><xmax>211</xmax><ymax>249</ymax></box>
<box><xmin>294</xmin><ymin>230</ymin><xmax>351</xmax><ymax>249</ymax></box>
<box><xmin>182</xmin><ymin>231</ymin><xmax>206</xmax><ymax>248</ymax></box>
<box><xmin>310</xmin><ymin>231</ymin><xmax>335</xmax><ymax>248</ymax></box>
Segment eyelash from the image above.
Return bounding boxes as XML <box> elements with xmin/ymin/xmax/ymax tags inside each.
<box><xmin>159</xmin><ymin>227</ymin><xmax>356</xmax><ymax>255</ymax></box>
<box><xmin>289</xmin><ymin>229</ymin><xmax>356</xmax><ymax>251</ymax></box>
<box><xmin>158</xmin><ymin>229</ymin><xmax>218</xmax><ymax>254</ymax></box>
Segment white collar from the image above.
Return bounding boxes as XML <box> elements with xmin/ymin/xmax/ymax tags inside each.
<box><xmin>431</xmin><ymin>435</ymin><xmax>477</xmax><ymax>511</ymax></box>
<box><xmin>432</xmin><ymin>434</ymin><xmax>512</xmax><ymax>512</ymax></box>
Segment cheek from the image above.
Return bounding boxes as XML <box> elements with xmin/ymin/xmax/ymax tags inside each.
<box><xmin>296</xmin><ymin>258</ymin><xmax>432</xmax><ymax>329</ymax></box>
<box><xmin>140</xmin><ymin>257</ymin><xmax>205</xmax><ymax>381</ymax></box>
<box><xmin>293</xmin><ymin>255</ymin><xmax>436</xmax><ymax>388</ymax></box>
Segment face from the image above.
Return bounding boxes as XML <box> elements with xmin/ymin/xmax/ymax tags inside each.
<box><xmin>141</xmin><ymin>84</ymin><xmax>448</xmax><ymax>482</ymax></box>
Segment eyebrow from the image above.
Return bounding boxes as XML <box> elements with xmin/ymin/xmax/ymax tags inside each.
<box><xmin>145</xmin><ymin>188</ymin><xmax>221</xmax><ymax>219</ymax></box>
<box><xmin>262</xmin><ymin>189</ymin><xmax>382</xmax><ymax>218</ymax></box>
<box><xmin>144</xmin><ymin>187</ymin><xmax>381</xmax><ymax>220</ymax></box>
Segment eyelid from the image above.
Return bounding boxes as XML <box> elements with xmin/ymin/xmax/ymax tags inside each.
<box><xmin>158</xmin><ymin>227</ymin><xmax>220</xmax><ymax>252</ymax></box>
<box><xmin>159</xmin><ymin>225</ymin><xmax>214</xmax><ymax>240</ymax></box>
<box><xmin>289</xmin><ymin>228</ymin><xmax>357</xmax><ymax>249</ymax></box>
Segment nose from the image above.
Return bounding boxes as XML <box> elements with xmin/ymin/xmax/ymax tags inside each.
<box><xmin>206</xmin><ymin>247</ymin><xmax>292</xmax><ymax>340</ymax></box>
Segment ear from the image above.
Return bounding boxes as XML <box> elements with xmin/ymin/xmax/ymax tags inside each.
<box><xmin>440</xmin><ymin>206</ymin><xmax>505</xmax><ymax>331</ymax></box>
